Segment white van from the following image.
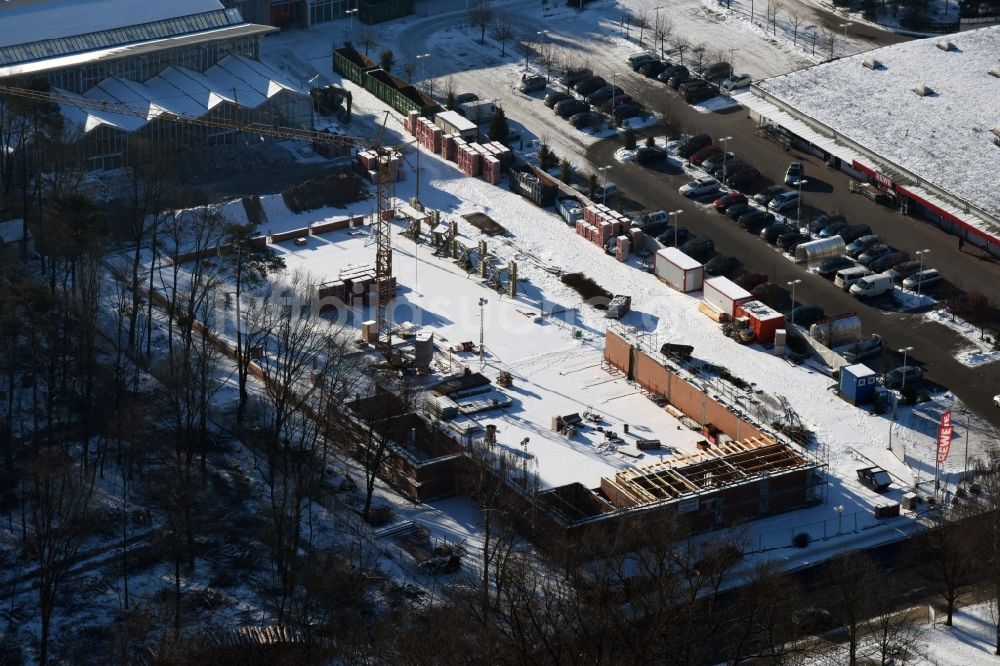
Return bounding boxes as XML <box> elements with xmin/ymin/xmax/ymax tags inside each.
<box><xmin>850</xmin><ymin>272</ymin><xmax>894</xmax><ymax>298</ymax></box>
<box><xmin>594</xmin><ymin>182</ymin><xmax>619</xmax><ymax>201</ymax></box>
<box><xmin>645</xmin><ymin>210</ymin><xmax>669</xmax><ymax>227</ymax></box>
<box><xmin>834</xmin><ymin>266</ymin><xmax>870</xmax><ymax>290</ymax></box>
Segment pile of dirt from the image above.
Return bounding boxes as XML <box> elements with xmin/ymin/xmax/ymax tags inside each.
<box><xmin>561</xmin><ymin>272</ymin><xmax>612</xmax><ymax>309</ymax></box>
<box><xmin>282</xmin><ymin>172</ymin><xmax>365</xmax><ymax>213</ymax></box>
<box><xmin>462</xmin><ymin>212</ymin><xmax>507</xmax><ymax>236</ymax></box>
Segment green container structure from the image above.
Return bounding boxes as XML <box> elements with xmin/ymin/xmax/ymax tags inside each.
<box><xmin>333</xmin><ymin>46</ymin><xmax>439</xmax><ymax>118</ymax></box>
<box><xmin>359</xmin><ymin>0</ymin><xmax>414</xmax><ymax>25</ymax></box>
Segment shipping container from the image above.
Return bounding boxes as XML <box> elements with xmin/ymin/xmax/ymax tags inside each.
<box><xmin>702</xmin><ymin>277</ymin><xmax>753</xmax><ymax>318</ymax></box>
<box><xmin>557</xmin><ymin>197</ymin><xmax>583</xmax><ymax>225</ymax></box>
<box><xmin>435</xmin><ymin>110</ymin><xmax>478</xmax><ymax>141</ymax></box>
<box><xmin>655</xmin><ymin>248</ymin><xmax>704</xmax><ymax>292</ymax></box>
<box><xmin>839</xmin><ymin>363</ymin><xmax>877</xmax><ymax>405</ymax></box>
<box><xmin>735</xmin><ymin>300</ymin><xmax>785</xmax><ymax>344</ymax></box>
<box><xmin>509</xmin><ymin>166</ymin><xmax>557</xmax><ymax>207</ymax></box>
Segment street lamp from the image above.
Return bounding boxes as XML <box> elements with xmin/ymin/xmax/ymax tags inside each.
<box><xmin>796</xmin><ymin>178</ymin><xmax>808</xmax><ymax>224</ymax></box>
<box><xmin>346</xmin><ymin>8</ymin><xmax>358</xmax><ymax>44</ymax></box>
<box><xmin>611</xmin><ymin>71</ymin><xmax>622</xmax><ymax>117</ymax></box>
<box><xmin>415</xmin><ymin>53</ymin><xmax>431</xmax><ymax>91</ymax></box>
<box><xmin>898</xmin><ymin>346</ymin><xmax>913</xmax><ymax>391</ymax></box>
<box><xmin>787</xmin><ymin>279</ymin><xmax>801</xmax><ymax>326</ymax></box>
<box><xmin>671</xmin><ymin>209</ymin><xmax>684</xmax><ymax>247</ymax></box>
<box><xmin>834</xmin><ymin>504</ymin><xmax>845</xmax><ymax>535</ymax></box>
<box><xmin>653</xmin><ymin>5</ymin><xmax>665</xmax><ymax>55</ymax></box>
<box><xmin>914</xmin><ymin>249</ymin><xmax>930</xmax><ymax>300</ymax></box>
<box><xmin>839</xmin><ymin>21</ymin><xmax>852</xmax><ymax>38</ymax></box>
<box><xmin>479</xmin><ymin>297</ymin><xmax>488</xmax><ymax>368</ymax></box>
<box><xmin>720</xmin><ymin>135</ymin><xmax>733</xmax><ymax>185</ymax></box>
<box><xmin>536</xmin><ymin>30</ymin><xmax>548</xmax><ymax>78</ymax></box>
<box><xmin>598</xmin><ymin>165</ymin><xmax>612</xmax><ymax>204</ymax></box>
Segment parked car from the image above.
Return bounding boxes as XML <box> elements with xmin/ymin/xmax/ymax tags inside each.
<box><xmin>684</xmin><ymin>86</ymin><xmax>717</xmax><ymax>104</ymax></box>
<box><xmin>587</xmin><ymin>85</ymin><xmax>624</xmax><ymax>105</ymax></box>
<box><xmin>658</xmin><ymin>226</ymin><xmax>690</xmax><ymax>246</ymax></box>
<box><xmin>737</xmin><ymin>209</ymin><xmax>770</xmax><ymax>227</ymax></box>
<box><xmin>902</xmin><ymin>268</ymin><xmax>941</xmax><ymax>290</ymax></box>
<box><xmin>702</xmin><ymin>151</ymin><xmax>737</xmax><ymax>172</ymax></box>
<box><xmin>868</xmin><ymin>251</ymin><xmax>908</xmax><ymax>273</ymax></box>
<box><xmin>842</xmin><ymin>334</ymin><xmax>883</xmax><ymax>363</ymax></box>
<box><xmin>544</xmin><ymin>91</ymin><xmax>572</xmax><ymax>108</ymax></box>
<box><xmin>636</xmin><ymin>146</ymin><xmax>667</xmax><ymax>165</ymax></box>
<box><xmin>739</xmin><ymin>211</ymin><xmax>775</xmax><ymax>233</ymax></box>
<box><xmin>593</xmin><ymin>182</ymin><xmax>619</xmax><ymax>201</ymax></box>
<box><xmin>669</xmin><ymin>74</ymin><xmax>697</xmax><ymax>89</ymax></box>
<box><xmin>689</xmin><ymin>145</ymin><xmax>721</xmax><ymax>166</ymax></box>
<box><xmin>627</xmin><ymin>51</ymin><xmax>659</xmax><ymax>68</ymax></box>
<box><xmin>994</xmin><ymin>394</ymin><xmax>1000</xmax><ymax>408</ymax></box>
<box><xmin>818</xmin><ymin>220</ymin><xmax>849</xmax><ymax>238</ymax></box>
<box><xmin>658</xmin><ymin>65</ymin><xmax>688</xmax><ymax>83</ymax></box>
<box><xmin>784</xmin><ymin>162</ymin><xmax>804</xmax><ymax>186</ymax></box>
<box><xmin>736</xmin><ymin>272</ymin><xmax>769</xmax><ymax>290</ymax></box>
<box><xmin>640</xmin><ymin>60</ymin><xmax>669</xmax><ymax>78</ymax></box>
<box><xmin>817</xmin><ymin>256</ymin><xmax>856</xmax><ymax>278</ymax></box>
<box><xmin>677</xmin><ymin>133</ymin><xmax>712</xmax><ymax>158</ymax></box>
<box><xmin>835</xmin><ymin>266</ymin><xmax>872</xmax><ymax>290</ymax></box>
<box><xmin>846</xmin><ymin>234</ymin><xmax>881</xmax><ymax>258</ymax></box>
<box><xmin>519</xmin><ymin>74</ymin><xmax>547</xmax><ymax>93</ymax></box>
<box><xmin>569</xmin><ymin>111</ymin><xmax>601</xmax><ymax>129</ymax></box>
<box><xmin>679</xmin><ymin>177</ymin><xmax>720</xmax><ymax>197</ymax></box>
<box><xmin>754</xmin><ymin>184</ymin><xmax>786</xmax><ymax>205</ymax></box>
<box><xmin>454</xmin><ymin>92</ymin><xmax>479</xmax><ymax>106</ymax></box>
<box><xmin>554</xmin><ymin>99</ymin><xmax>590</xmax><ymax>118</ymax></box>
<box><xmin>761</xmin><ymin>222</ymin><xmax>796</xmax><ymax>245</ymax></box>
<box><xmin>573</xmin><ymin>76</ymin><xmax>606</xmax><ymax>96</ymax></box>
<box><xmin>885</xmin><ymin>365</ymin><xmax>923</xmax><ymax>389</ymax></box>
<box><xmin>790</xmin><ymin>305</ymin><xmax>825</xmax><ymax>327</ymax></box>
<box><xmin>808</xmin><ymin>213</ymin><xmax>844</xmax><ymax>234</ymax></box>
<box><xmin>725</xmin><ymin>165</ymin><xmax>760</xmax><ymax>189</ymax></box>
<box><xmin>720</xmin><ymin>72</ymin><xmax>752</xmax><ymax>91</ymax></box>
<box><xmin>680</xmin><ymin>235</ymin><xmax>715</xmax><ymax>259</ymax></box>
<box><xmin>705</xmin><ymin>254</ymin><xmax>738</xmax><ymax>276</ymax></box>
<box><xmin>701</xmin><ymin>61</ymin><xmax>732</xmax><ymax>81</ymax></box>
<box><xmin>725</xmin><ymin>203</ymin><xmax>755</xmax><ymax>220</ymax></box>
<box><xmin>768</xmin><ymin>191</ymin><xmax>801</xmax><ymax>213</ymax></box>
<box><xmin>777</xmin><ymin>232</ymin><xmax>812</xmax><ymax>252</ymax></box>
<box><xmin>601</xmin><ymin>94</ymin><xmax>634</xmax><ymax>111</ymax></box>
<box><xmin>858</xmin><ymin>243</ymin><xmax>893</xmax><ymax>265</ymax></box>
<box><xmin>613</xmin><ymin>105</ymin><xmax>646</xmax><ymax>124</ymax></box>
<box><xmin>557</xmin><ymin>67</ymin><xmax>592</xmax><ymax>87</ymax></box>
<box><xmin>838</xmin><ymin>224</ymin><xmax>873</xmax><ymax>245</ymax></box>
<box><xmin>679</xmin><ymin>78</ymin><xmax>712</xmax><ymax>94</ymax></box>
<box><xmin>888</xmin><ymin>260</ymin><xmax>923</xmax><ymax>281</ymax></box>
<box><xmin>714</xmin><ymin>192</ymin><xmax>747</xmax><ymax>211</ymax></box>
<box><xmin>709</xmin><ymin>159</ymin><xmax>742</xmax><ymax>182</ymax></box>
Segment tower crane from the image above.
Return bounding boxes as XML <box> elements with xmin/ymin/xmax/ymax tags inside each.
<box><xmin>0</xmin><ymin>83</ymin><xmax>407</xmax><ymax>355</ymax></box>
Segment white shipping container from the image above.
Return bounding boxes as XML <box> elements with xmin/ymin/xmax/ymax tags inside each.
<box><xmin>702</xmin><ymin>277</ymin><xmax>752</xmax><ymax>318</ymax></box>
<box><xmin>655</xmin><ymin>248</ymin><xmax>704</xmax><ymax>292</ymax></box>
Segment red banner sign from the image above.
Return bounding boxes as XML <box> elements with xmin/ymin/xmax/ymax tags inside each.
<box><xmin>936</xmin><ymin>411</ymin><xmax>953</xmax><ymax>464</ymax></box>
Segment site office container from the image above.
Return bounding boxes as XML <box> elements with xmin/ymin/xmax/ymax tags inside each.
<box><xmin>655</xmin><ymin>248</ymin><xmax>704</xmax><ymax>292</ymax></box>
<box><xmin>839</xmin><ymin>363</ymin><xmax>877</xmax><ymax>405</ymax></box>
<box><xmin>735</xmin><ymin>300</ymin><xmax>785</xmax><ymax>344</ymax></box>
<box><xmin>702</xmin><ymin>276</ymin><xmax>752</xmax><ymax>318</ymax></box>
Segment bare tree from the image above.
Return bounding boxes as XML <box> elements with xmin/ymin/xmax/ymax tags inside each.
<box><xmin>401</xmin><ymin>59</ymin><xmax>417</xmax><ymax>82</ymax></box>
<box><xmin>468</xmin><ymin>0</ymin><xmax>495</xmax><ymax>44</ymax></box>
<box><xmin>830</xmin><ymin>551</ymin><xmax>879</xmax><ymax>666</ymax></box>
<box><xmin>635</xmin><ymin>10</ymin><xmax>649</xmax><ymax>45</ymax></box>
<box><xmin>789</xmin><ymin>9</ymin><xmax>804</xmax><ymax>45</ymax></box>
<box><xmin>654</xmin><ymin>16</ymin><xmax>674</xmax><ymax>59</ymax></box>
<box><xmin>674</xmin><ymin>37</ymin><xmax>690</xmax><ymax>66</ymax></box>
<box><xmin>358</xmin><ymin>27</ymin><xmax>378</xmax><ymax>57</ymax></box>
<box><xmin>490</xmin><ymin>15</ymin><xmax>515</xmax><ymax>56</ymax></box>
<box><xmin>918</xmin><ymin>518</ymin><xmax>973</xmax><ymax>626</ymax></box>
<box><xmin>767</xmin><ymin>0</ymin><xmax>782</xmax><ymax>35</ymax></box>
<box><xmin>823</xmin><ymin>27</ymin><xmax>838</xmax><ymax>59</ymax></box>
<box><xmin>962</xmin><ymin>452</ymin><xmax>1000</xmax><ymax>654</ymax></box>
<box><xmin>20</xmin><ymin>450</ymin><xmax>96</xmax><ymax>666</ymax></box>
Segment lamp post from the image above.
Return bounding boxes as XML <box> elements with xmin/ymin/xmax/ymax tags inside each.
<box><xmin>346</xmin><ymin>8</ymin><xmax>358</xmax><ymax>45</ymax></box>
<box><xmin>671</xmin><ymin>209</ymin><xmax>684</xmax><ymax>247</ymax></box>
<box><xmin>914</xmin><ymin>248</ymin><xmax>930</xmax><ymax>300</ymax></box>
<box><xmin>839</xmin><ymin>21</ymin><xmax>852</xmax><ymax>38</ymax></box>
<box><xmin>415</xmin><ymin>53</ymin><xmax>431</xmax><ymax>92</ymax></box>
<box><xmin>653</xmin><ymin>5</ymin><xmax>665</xmax><ymax>55</ymax></box>
<box><xmin>962</xmin><ymin>408</ymin><xmax>971</xmax><ymax>484</ymax></box>
<box><xmin>796</xmin><ymin>178</ymin><xmax>808</xmax><ymax>225</ymax></box>
<box><xmin>787</xmin><ymin>279</ymin><xmax>801</xmax><ymax>326</ymax></box>
<box><xmin>834</xmin><ymin>504</ymin><xmax>845</xmax><ymax>535</ymax></box>
<box><xmin>611</xmin><ymin>71</ymin><xmax>622</xmax><ymax>117</ymax></box>
<box><xmin>478</xmin><ymin>297</ymin><xmax>488</xmax><ymax>369</ymax></box>
<box><xmin>598</xmin><ymin>165</ymin><xmax>611</xmax><ymax>204</ymax></box>
<box><xmin>898</xmin><ymin>346</ymin><xmax>914</xmax><ymax>394</ymax></box>
<box><xmin>720</xmin><ymin>135</ymin><xmax>733</xmax><ymax>186</ymax></box>
<box><xmin>536</xmin><ymin>30</ymin><xmax>548</xmax><ymax>79</ymax></box>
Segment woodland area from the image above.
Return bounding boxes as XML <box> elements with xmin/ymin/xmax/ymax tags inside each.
<box><xmin>3</xmin><ymin>82</ymin><xmax>1000</xmax><ymax>666</ymax></box>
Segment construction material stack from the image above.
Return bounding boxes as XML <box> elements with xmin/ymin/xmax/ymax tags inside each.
<box><xmin>404</xmin><ymin>113</ymin><xmax>511</xmax><ymax>184</ymax></box>
<box><xmin>578</xmin><ymin>204</ymin><xmax>626</xmax><ymax>249</ymax></box>
<box><xmin>654</xmin><ymin>248</ymin><xmax>704</xmax><ymax>292</ymax></box>
<box><xmin>356</xmin><ymin>150</ymin><xmax>402</xmax><ymax>182</ymax></box>
<box><xmin>615</xmin><ymin>235</ymin><xmax>630</xmax><ymax>262</ymax></box>
<box><xmin>735</xmin><ymin>300</ymin><xmax>785</xmax><ymax>343</ymax></box>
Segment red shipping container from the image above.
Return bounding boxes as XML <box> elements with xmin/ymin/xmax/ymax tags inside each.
<box><xmin>735</xmin><ymin>300</ymin><xmax>786</xmax><ymax>344</ymax></box>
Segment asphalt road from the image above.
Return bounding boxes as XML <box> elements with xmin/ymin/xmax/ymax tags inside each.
<box><xmin>581</xmin><ymin>83</ymin><xmax>1000</xmax><ymax>427</ymax></box>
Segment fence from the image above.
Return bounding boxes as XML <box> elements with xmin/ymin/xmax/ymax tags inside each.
<box><xmin>743</xmin><ymin>507</ymin><xmax>910</xmax><ymax>554</ymax></box>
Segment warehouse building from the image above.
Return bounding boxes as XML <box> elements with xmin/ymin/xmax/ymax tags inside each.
<box><xmin>0</xmin><ymin>0</ymin><xmax>312</xmax><ymax>169</ymax></box>
<box><xmin>221</xmin><ymin>0</ymin><xmax>414</xmax><ymax>27</ymax></box>
<box><xmin>741</xmin><ymin>25</ymin><xmax>1000</xmax><ymax>254</ymax></box>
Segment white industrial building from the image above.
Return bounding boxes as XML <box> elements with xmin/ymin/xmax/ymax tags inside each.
<box><xmin>741</xmin><ymin>25</ymin><xmax>1000</xmax><ymax>253</ymax></box>
<box><xmin>0</xmin><ymin>0</ymin><xmax>312</xmax><ymax>169</ymax></box>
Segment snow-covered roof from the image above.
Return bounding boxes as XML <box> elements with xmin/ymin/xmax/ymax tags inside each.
<box><xmin>56</xmin><ymin>56</ymin><xmax>305</xmax><ymax>135</ymax></box>
<box><xmin>0</xmin><ymin>0</ymin><xmax>225</xmax><ymax>49</ymax></box>
<box><xmin>657</xmin><ymin>247</ymin><xmax>701</xmax><ymax>270</ymax></box>
<box><xmin>754</xmin><ymin>25</ymin><xmax>1000</xmax><ymax>220</ymax></box>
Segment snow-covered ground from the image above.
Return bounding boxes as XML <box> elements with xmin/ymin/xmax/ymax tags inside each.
<box><xmin>925</xmin><ymin>308</ymin><xmax>1000</xmax><ymax>368</ymax></box>
<box><xmin>895</xmin><ymin>600</ymin><xmax>999</xmax><ymax>665</ymax></box>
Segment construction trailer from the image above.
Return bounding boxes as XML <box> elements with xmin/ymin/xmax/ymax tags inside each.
<box><xmin>735</xmin><ymin>300</ymin><xmax>785</xmax><ymax>344</ymax></box>
<box><xmin>434</xmin><ymin>110</ymin><xmax>478</xmax><ymax>142</ymax></box>
<box><xmin>702</xmin><ymin>277</ymin><xmax>753</xmax><ymax>319</ymax></box>
<box><xmin>655</xmin><ymin>248</ymin><xmax>704</xmax><ymax>292</ymax></box>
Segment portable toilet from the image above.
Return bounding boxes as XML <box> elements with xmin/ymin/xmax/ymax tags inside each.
<box><xmin>840</xmin><ymin>363</ymin><xmax>877</xmax><ymax>405</ymax></box>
